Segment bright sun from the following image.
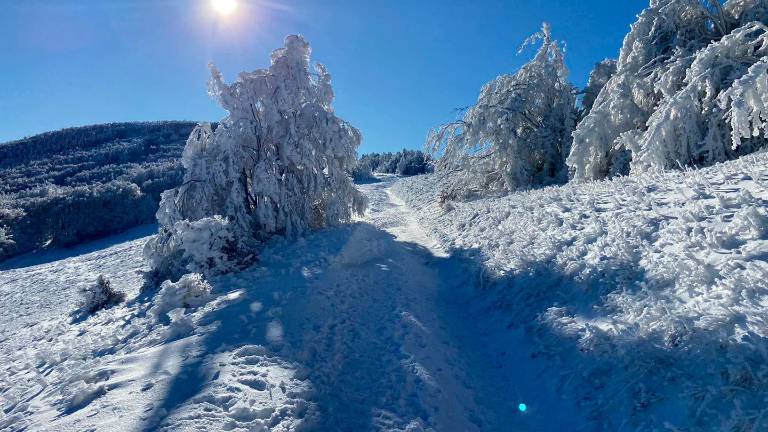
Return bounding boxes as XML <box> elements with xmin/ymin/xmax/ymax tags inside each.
<box><xmin>211</xmin><ymin>0</ymin><xmax>237</xmax><ymax>16</ymax></box>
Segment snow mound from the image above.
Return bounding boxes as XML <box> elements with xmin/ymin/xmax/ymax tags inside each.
<box><xmin>158</xmin><ymin>273</ymin><xmax>211</xmax><ymax>309</ymax></box>
<box><xmin>393</xmin><ymin>151</ymin><xmax>768</xmax><ymax>431</ymax></box>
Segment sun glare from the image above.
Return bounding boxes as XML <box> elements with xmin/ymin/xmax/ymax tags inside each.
<box><xmin>211</xmin><ymin>0</ymin><xmax>238</xmax><ymax>16</ymax></box>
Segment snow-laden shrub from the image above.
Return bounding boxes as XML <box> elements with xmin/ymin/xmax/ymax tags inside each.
<box><xmin>627</xmin><ymin>22</ymin><xmax>768</xmax><ymax>172</ymax></box>
<box><xmin>569</xmin><ymin>0</ymin><xmax>768</xmax><ymax>180</ymax></box>
<box><xmin>145</xmin><ymin>35</ymin><xmax>365</xmax><ymax>281</ymax></box>
<box><xmin>151</xmin><ymin>273</ymin><xmax>212</xmax><ymax>319</ymax></box>
<box><xmin>0</xmin><ymin>226</ymin><xmax>13</xmax><ymax>250</ymax></box>
<box><xmin>143</xmin><ymin>215</ymin><xmax>244</xmax><ymax>282</ymax></box>
<box><xmin>426</xmin><ymin>24</ymin><xmax>577</xmax><ymax>193</ymax></box>
<box><xmin>78</xmin><ymin>275</ymin><xmax>125</xmax><ymax>315</ymax></box>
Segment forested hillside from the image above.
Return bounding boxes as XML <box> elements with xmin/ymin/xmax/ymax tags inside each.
<box><xmin>0</xmin><ymin>122</ymin><xmax>198</xmax><ymax>261</ymax></box>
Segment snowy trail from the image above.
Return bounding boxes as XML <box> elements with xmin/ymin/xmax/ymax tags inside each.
<box><xmin>0</xmin><ymin>176</ymin><xmax>579</xmax><ymax>432</ymax></box>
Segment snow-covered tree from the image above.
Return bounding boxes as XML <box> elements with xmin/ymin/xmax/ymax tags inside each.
<box><xmin>568</xmin><ymin>0</ymin><xmax>768</xmax><ymax>180</ymax></box>
<box><xmin>628</xmin><ymin>21</ymin><xmax>768</xmax><ymax>172</ymax></box>
<box><xmin>145</xmin><ymin>35</ymin><xmax>365</xmax><ymax>281</ymax></box>
<box><xmin>426</xmin><ymin>24</ymin><xmax>577</xmax><ymax>193</ymax></box>
<box><xmin>581</xmin><ymin>59</ymin><xmax>617</xmax><ymax>115</ymax></box>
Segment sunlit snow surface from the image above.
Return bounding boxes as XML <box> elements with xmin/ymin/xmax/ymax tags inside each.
<box><xmin>2</xmin><ymin>151</ymin><xmax>768</xmax><ymax>431</ymax></box>
<box><xmin>0</xmin><ymin>175</ymin><xmax>578</xmax><ymax>431</ymax></box>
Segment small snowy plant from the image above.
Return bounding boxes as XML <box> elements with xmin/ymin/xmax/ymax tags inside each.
<box><xmin>145</xmin><ymin>35</ymin><xmax>365</xmax><ymax>281</ymax></box>
<box><xmin>144</xmin><ymin>215</ymin><xmax>241</xmax><ymax>284</ymax></box>
<box><xmin>0</xmin><ymin>226</ymin><xmax>13</xmax><ymax>249</ymax></box>
<box><xmin>426</xmin><ymin>23</ymin><xmax>577</xmax><ymax>194</ymax></box>
<box><xmin>78</xmin><ymin>275</ymin><xmax>125</xmax><ymax>315</ymax></box>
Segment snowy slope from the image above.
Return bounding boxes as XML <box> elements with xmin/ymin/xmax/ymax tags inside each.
<box><xmin>5</xmin><ymin>152</ymin><xmax>765</xmax><ymax>431</ymax></box>
<box><xmin>0</xmin><ymin>177</ymin><xmax>581</xmax><ymax>431</ymax></box>
<box><xmin>393</xmin><ymin>153</ymin><xmax>768</xmax><ymax>431</ymax></box>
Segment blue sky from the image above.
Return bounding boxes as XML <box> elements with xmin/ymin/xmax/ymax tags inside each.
<box><xmin>0</xmin><ymin>0</ymin><xmax>648</xmax><ymax>153</ymax></box>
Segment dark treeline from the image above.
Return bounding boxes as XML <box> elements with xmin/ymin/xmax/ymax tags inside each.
<box><xmin>351</xmin><ymin>149</ymin><xmax>433</xmax><ymax>181</ymax></box>
<box><xmin>0</xmin><ymin>122</ymin><xmax>199</xmax><ymax>261</ymax></box>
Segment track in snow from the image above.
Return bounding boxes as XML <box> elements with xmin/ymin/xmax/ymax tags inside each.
<box><xmin>1</xmin><ymin>176</ymin><xmax>580</xmax><ymax>432</ymax></box>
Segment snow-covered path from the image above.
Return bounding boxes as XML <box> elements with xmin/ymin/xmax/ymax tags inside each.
<box><xmin>1</xmin><ymin>177</ymin><xmax>579</xmax><ymax>431</ymax></box>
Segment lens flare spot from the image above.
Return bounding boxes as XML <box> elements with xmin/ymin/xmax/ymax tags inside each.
<box><xmin>518</xmin><ymin>403</ymin><xmax>528</xmax><ymax>412</ymax></box>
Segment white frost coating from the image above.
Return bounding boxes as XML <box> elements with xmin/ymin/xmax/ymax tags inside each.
<box><xmin>581</xmin><ymin>59</ymin><xmax>617</xmax><ymax>115</ymax></box>
<box><xmin>145</xmin><ymin>35</ymin><xmax>365</xmax><ymax>280</ymax></box>
<box><xmin>426</xmin><ymin>23</ymin><xmax>577</xmax><ymax>193</ymax></box>
<box><xmin>720</xmin><ymin>55</ymin><xmax>768</xmax><ymax>146</ymax></box>
<box><xmin>144</xmin><ymin>215</ymin><xmax>240</xmax><ymax>279</ymax></box>
<box><xmin>568</xmin><ymin>0</ymin><xmax>768</xmax><ymax>181</ymax></box>
<box><xmin>628</xmin><ymin>22</ymin><xmax>768</xmax><ymax>173</ymax></box>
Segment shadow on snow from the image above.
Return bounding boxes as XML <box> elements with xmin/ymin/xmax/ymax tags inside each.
<box><xmin>137</xmin><ymin>219</ymin><xmax>767</xmax><ymax>431</ymax></box>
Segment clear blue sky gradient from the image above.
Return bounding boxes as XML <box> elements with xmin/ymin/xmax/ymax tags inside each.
<box><xmin>0</xmin><ymin>0</ymin><xmax>649</xmax><ymax>153</ymax></box>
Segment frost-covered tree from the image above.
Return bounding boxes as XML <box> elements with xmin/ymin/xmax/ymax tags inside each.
<box><xmin>145</xmin><ymin>35</ymin><xmax>365</xmax><ymax>281</ymax></box>
<box><xmin>568</xmin><ymin>0</ymin><xmax>768</xmax><ymax>180</ymax></box>
<box><xmin>628</xmin><ymin>21</ymin><xmax>768</xmax><ymax>171</ymax></box>
<box><xmin>426</xmin><ymin>24</ymin><xmax>577</xmax><ymax>193</ymax></box>
<box><xmin>581</xmin><ymin>59</ymin><xmax>617</xmax><ymax>115</ymax></box>
<box><xmin>349</xmin><ymin>150</ymin><xmax>432</xmax><ymax>181</ymax></box>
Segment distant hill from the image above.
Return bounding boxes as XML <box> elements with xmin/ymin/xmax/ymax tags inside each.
<box><xmin>0</xmin><ymin>121</ymin><xmax>202</xmax><ymax>261</ymax></box>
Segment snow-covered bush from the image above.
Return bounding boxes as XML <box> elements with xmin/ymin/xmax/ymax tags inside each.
<box><xmin>569</xmin><ymin>0</ymin><xmax>768</xmax><ymax>180</ymax></box>
<box><xmin>628</xmin><ymin>21</ymin><xmax>768</xmax><ymax>172</ymax></box>
<box><xmin>143</xmin><ymin>215</ymin><xmax>245</xmax><ymax>282</ymax></box>
<box><xmin>145</xmin><ymin>35</ymin><xmax>365</xmax><ymax>281</ymax></box>
<box><xmin>0</xmin><ymin>227</ymin><xmax>13</xmax><ymax>250</ymax></box>
<box><xmin>151</xmin><ymin>273</ymin><xmax>212</xmax><ymax>318</ymax></box>
<box><xmin>77</xmin><ymin>275</ymin><xmax>125</xmax><ymax>315</ymax></box>
<box><xmin>0</xmin><ymin>196</ymin><xmax>15</xmax><ymax>254</ymax></box>
<box><xmin>426</xmin><ymin>23</ymin><xmax>577</xmax><ymax>193</ymax></box>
